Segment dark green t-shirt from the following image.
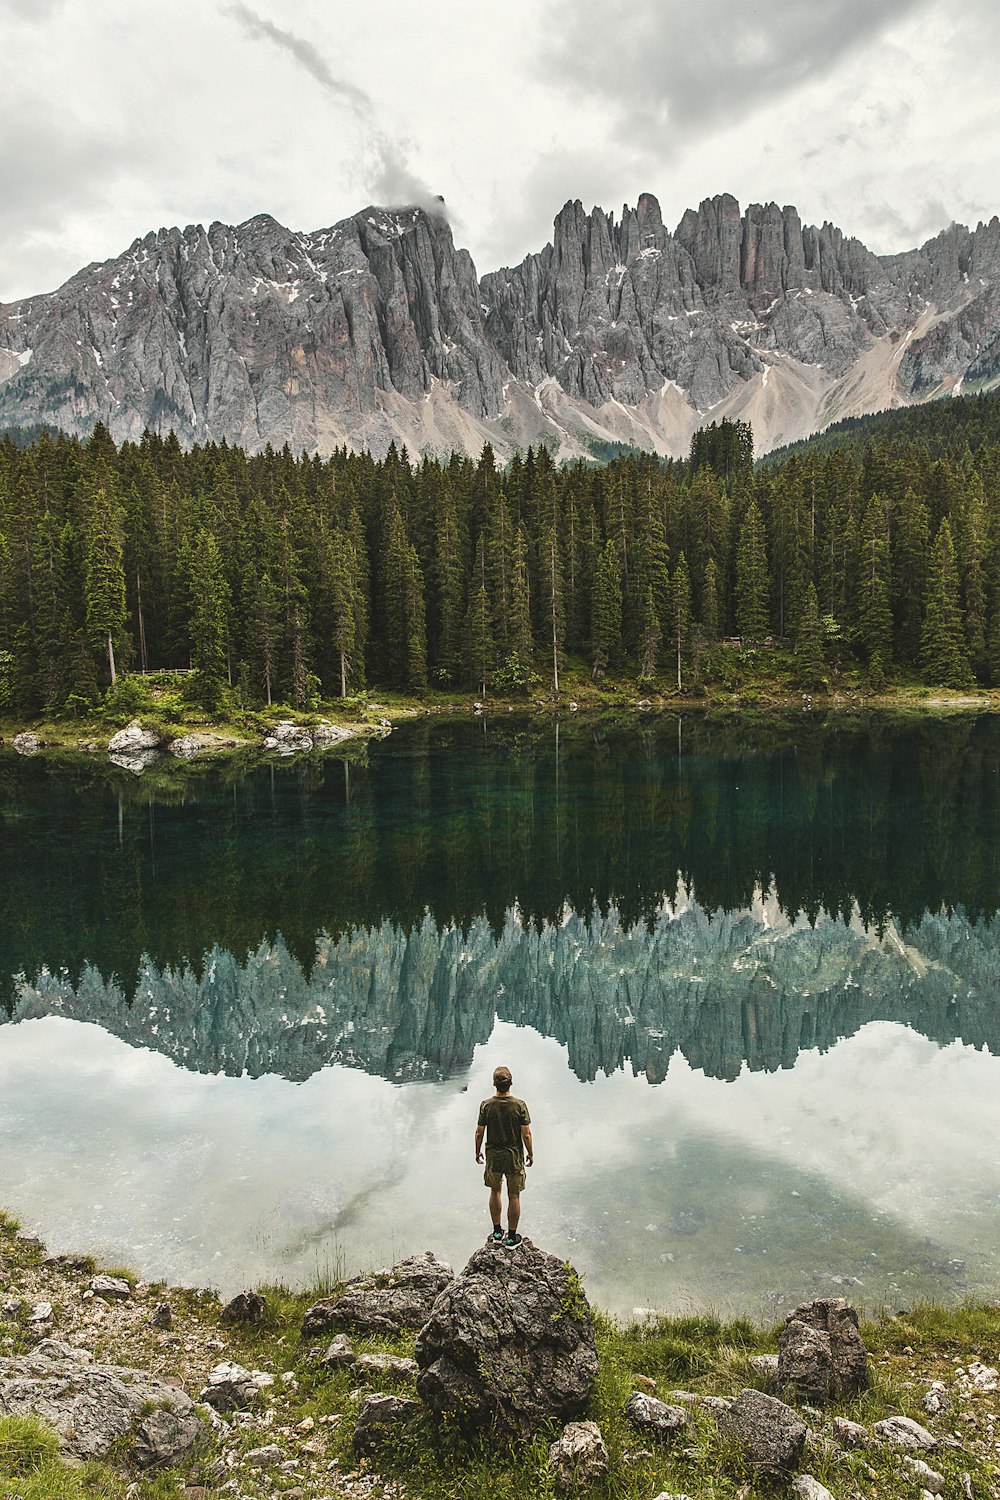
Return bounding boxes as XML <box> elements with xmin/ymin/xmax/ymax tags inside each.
<box><xmin>478</xmin><ymin>1094</ymin><xmax>531</xmax><ymax>1170</ymax></box>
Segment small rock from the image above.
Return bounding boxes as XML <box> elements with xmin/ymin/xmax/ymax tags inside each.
<box><xmin>150</xmin><ymin>1303</ymin><xmax>173</xmax><ymax>1330</ymax></box>
<box><xmin>29</xmin><ymin>1301</ymin><xmax>52</xmax><ymax>1323</ymax></box>
<box><xmin>200</xmin><ymin>1362</ymin><xmax>263</xmax><ymax>1412</ymax></box>
<box><xmin>967</xmin><ymin>1360</ymin><xmax>998</xmax><ymax>1390</ymax></box>
<box><xmin>922</xmin><ymin>1380</ymin><xmax>952</xmax><ymax>1414</ymax></box>
<box><xmin>548</xmin><ymin>1420</ymin><xmax>610</xmax><ymax>1488</ymax></box>
<box><xmin>632</xmin><ymin>1373</ymin><xmax>657</xmax><ymax>1393</ymax></box>
<box><xmin>748</xmin><ymin>1353</ymin><xmax>779</xmax><ymax>1386</ymax></box>
<box><xmin>90</xmin><ymin>1275</ymin><xmax>132</xmax><ymax>1301</ymax></box>
<box><xmin>312</xmin><ymin>721</ymin><xmax>354</xmax><ymax>745</ymax></box>
<box><xmin>295</xmin><ymin>1417</ymin><xmax>315</xmax><ymax>1433</ymax></box>
<box><xmin>792</xmin><ymin>1477</ymin><xmax>836</xmax><ymax>1500</ymax></box>
<box><xmin>220</xmin><ymin>1292</ymin><xmax>267</xmax><ymax>1326</ymax></box>
<box><xmin>244</xmin><ymin>1444</ymin><xmax>284</xmax><ymax>1467</ymax></box>
<box><xmin>352</xmin><ymin>1393</ymin><xmax>422</xmax><ymax>1456</ymax></box>
<box><xmin>168</xmin><ymin>734</ymin><xmax>212</xmax><ymax>759</ymax></box>
<box><xmin>320</xmin><ymin>1333</ymin><xmax>355</xmax><ymax>1368</ymax></box>
<box><xmin>719</xmin><ymin>1388</ymin><xmax>808</xmax><ymax>1476</ymax></box>
<box><xmin>625</xmin><ymin>1392</ymin><xmax>688</xmax><ymax>1439</ymax></box>
<box><xmin>903</xmin><ymin>1457</ymin><xmax>945</xmax><ymax>1493</ymax></box>
<box><xmin>12</xmin><ymin>732</ymin><xmax>41</xmax><ymax>754</ymax></box>
<box><xmin>831</xmin><ymin>1415</ymin><xmax>874</xmax><ymax>1448</ymax></box>
<box><xmin>353</xmin><ymin>1353</ymin><xmax>419</xmax><ymax>1380</ymax></box>
<box><xmin>872</xmin><ymin>1414</ymin><xmax>937</xmax><ymax>1450</ymax></box>
<box><xmin>1</xmin><ymin>1299</ymin><xmax>22</xmax><ymax>1319</ymax></box>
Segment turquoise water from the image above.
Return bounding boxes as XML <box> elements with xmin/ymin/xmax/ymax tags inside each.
<box><xmin>2</xmin><ymin>712</ymin><xmax>1000</xmax><ymax>1316</ymax></box>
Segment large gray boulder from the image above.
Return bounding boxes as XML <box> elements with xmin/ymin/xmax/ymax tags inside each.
<box><xmin>777</xmin><ymin>1297</ymin><xmax>869</xmax><ymax>1403</ymax></box>
<box><xmin>414</xmin><ymin>1239</ymin><xmax>599</xmax><ymax>1439</ymax></box>
<box><xmin>0</xmin><ymin>1339</ymin><xmax>202</xmax><ymax>1468</ymax></box>
<box><xmin>718</xmin><ymin>1387</ymin><xmax>808</xmax><ymax>1476</ymax></box>
<box><xmin>302</xmin><ymin>1251</ymin><xmax>453</xmax><ymax>1338</ymax></box>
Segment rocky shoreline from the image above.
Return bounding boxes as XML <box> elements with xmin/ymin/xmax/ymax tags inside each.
<box><xmin>2</xmin><ymin>1214</ymin><xmax>999</xmax><ymax>1500</ymax></box>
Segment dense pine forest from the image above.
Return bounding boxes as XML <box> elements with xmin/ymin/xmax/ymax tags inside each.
<box><xmin>3</xmin><ymin>395</ymin><xmax>1000</xmax><ymax>718</ymax></box>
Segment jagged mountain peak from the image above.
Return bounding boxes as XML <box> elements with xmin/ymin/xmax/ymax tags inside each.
<box><xmin>1</xmin><ymin>190</ymin><xmax>999</xmax><ymax>460</ymax></box>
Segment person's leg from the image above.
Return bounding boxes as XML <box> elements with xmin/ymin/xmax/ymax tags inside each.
<box><xmin>489</xmin><ymin>1185</ymin><xmax>503</xmax><ymax>1229</ymax></box>
<box><xmin>507</xmin><ymin>1191</ymin><xmax>520</xmax><ymax>1233</ymax></box>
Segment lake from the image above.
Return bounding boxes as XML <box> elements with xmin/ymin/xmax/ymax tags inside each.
<box><xmin>2</xmin><ymin>711</ymin><xmax>1000</xmax><ymax>1319</ymax></box>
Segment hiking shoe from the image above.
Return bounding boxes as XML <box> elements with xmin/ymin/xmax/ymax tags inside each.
<box><xmin>503</xmin><ymin>1232</ymin><xmax>523</xmax><ymax>1248</ymax></box>
<box><xmin>491</xmin><ymin>1226</ymin><xmax>504</xmax><ymax>1244</ymax></box>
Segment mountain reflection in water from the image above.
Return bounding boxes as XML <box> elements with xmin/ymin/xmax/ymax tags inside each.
<box><xmin>9</xmin><ymin>890</ymin><xmax>1000</xmax><ymax>1084</ymax></box>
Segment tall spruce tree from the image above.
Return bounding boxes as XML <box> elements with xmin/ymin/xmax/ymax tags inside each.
<box><xmin>735</xmin><ymin>500</ymin><xmax>770</xmax><ymax>641</ymax></box>
<box><xmin>920</xmin><ymin>518</ymin><xmax>973</xmax><ymax>687</ymax></box>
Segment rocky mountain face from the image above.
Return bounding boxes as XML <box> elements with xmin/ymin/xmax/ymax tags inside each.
<box><xmin>2</xmin><ymin>193</ymin><xmax>1000</xmax><ymax>459</ymax></box>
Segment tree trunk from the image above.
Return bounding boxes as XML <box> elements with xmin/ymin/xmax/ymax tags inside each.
<box><xmin>107</xmin><ymin>631</ymin><xmax>117</xmax><ymax>686</ymax></box>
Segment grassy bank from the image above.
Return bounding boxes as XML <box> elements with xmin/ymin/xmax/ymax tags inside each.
<box><xmin>1</xmin><ymin>1213</ymin><xmax>998</xmax><ymax>1499</ymax></box>
<box><xmin>3</xmin><ymin>652</ymin><xmax>1000</xmax><ymax>765</ymax></box>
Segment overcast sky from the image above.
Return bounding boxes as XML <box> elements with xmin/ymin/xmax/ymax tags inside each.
<box><xmin>1</xmin><ymin>0</ymin><xmax>997</xmax><ymax>303</ymax></box>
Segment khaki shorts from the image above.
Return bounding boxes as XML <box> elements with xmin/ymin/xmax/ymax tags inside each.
<box><xmin>484</xmin><ymin>1158</ymin><xmax>526</xmax><ymax>1195</ymax></box>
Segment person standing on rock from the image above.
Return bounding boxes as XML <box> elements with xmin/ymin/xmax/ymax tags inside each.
<box><xmin>475</xmin><ymin>1065</ymin><xmax>532</xmax><ymax>1247</ymax></box>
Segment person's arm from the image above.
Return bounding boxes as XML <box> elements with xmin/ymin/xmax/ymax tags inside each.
<box><xmin>475</xmin><ymin>1124</ymin><xmax>485</xmax><ymax>1163</ymax></box>
<box><xmin>521</xmin><ymin>1123</ymin><xmax>533</xmax><ymax>1166</ymax></box>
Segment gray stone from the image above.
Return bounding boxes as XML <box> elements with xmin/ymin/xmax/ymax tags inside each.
<box><xmin>778</xmin><ymin>1297</ymin><xmax>869</xmax><ymax>1403</ymax></box>
<box><xmin>548</xmin><ymin>1420</ymin><xmax>610</xmax><ymax>1488</ymax></box>
<box><xmin>872</xmin><ymin>1415</ymin><xmax>937</xmax><ymax>1450</ymax></box>
<box><xmin>415</xmin><ymin>1240</ymin><xmax>599</xmax><ymax>1439</ymax></box>
<box><xmin>831</xmin><ymin>1415</ymin><xmax>874</xmax><ymax>1448</ymax></box>
<box><xmin>244</xmin><ymin>1444</ymin><xmax>284</xmax><ymax>1467</ymax></box>
<box><xmin>200</xmin><ymin>1361</ymin><xmax>272</xmax><ymax>1412</ymax></box>
<box><xmin>791</xmin><ymin>1478</ymin><xmax>836</xmax><ymax>1500</ymax></box>
<box><xmin>718</xmin><ymin>1387</ymin><xmax>808</xmax><ymax>1476</ymax></box>
<box><xmin>150</xmin><ymin>1302</ymin><xmax>173</xmax><ymax>1330</ymax></box>
<box><xmin>90</xmin><ymin>1274</ymin><xmax>132</xmax><ymax>1301</ymax></box>
<box><xmin>625</xmin><ymin>1392</ymin><xmax>689</xmax><ymax>1439</ymax></box>
<box><xmin>107</xmin><ymin>720</ymin><xmax>163</xmax><ymax>755</ymax></box>
<box><xmin>169</xmin><ymin>734</ymin><xmax>214</xmax><ymax>759</ymax></box>
<box><xmin>12</xmin><ymin>733</ymin><xmax>40</xmax><ymax>755</ymax></box>
<box><xmin>312</xmin><ymin>721</ymin><xmax>354</xmax><ymax>745</ymax></box>
<box><xmin>29</xmin><ymin>1301</ymin><xmax>52</xmax><ymax>1323</ymax></box>
<box><xmin>922</xmin><ymin>1380</ymin><xmax>952</xmax><ymax>1415</ymax></box>
<box><xmin>220</xmin><ymin>1291</ymin><xmax>267</xmax><ymax>1326</ymax></box>
<box><xmin>262</xmin><ymin>721</ymin><xmax>313</xmax><ymax>754</ymax></box>
<box><xmin>0</xmin><ymin>1342</ymin><xmax>202</xmax><ymax>1467</ymax></box>
<box><xmin>352</xmin><ymin>1392</ymin><xmax>422</xmax><ymax>1456</ymax></box>
<box><xmin>353</xmin><ymin>1353</ymin><xmax>418</xmax><ymax>1380</ymax></box>
<box><xmin>903</xmin><ymin>1457</ymin><xmax>945</xmax><ymax>1493</ymax></box>
<box><xmin>748</xmin><ymin>1353</ymin><xmax>779</xmax><ymax>1386</ymax></box>
<box><xmin>320</xmin><ymin>1334</ymin><xmax>355</xmax><ymax>1368</ymax></box>
<box><xmin>303</xmin><ymin>1251</ymin><xmax>453</xmax><ymax>1338</ymax></box>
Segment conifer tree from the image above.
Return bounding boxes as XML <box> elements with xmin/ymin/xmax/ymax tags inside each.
<box><xmin>670</xmin><ymin>551</ymin><xmax>692</xmax><ymax>691</ymax></box>
<box><xmin>187</xmin><ymin>529</ymin><xmax>231</xmax><ymax>703</ymax></box>
<box><xmin>590</xmin><ymin>539</ymin><xmax>622</xmax><ymax>678</ymax></box>
<box><xmin>735</xmin><ymin>500</ymin><xmax>769</xmax><ymax>641</ymax></box>
<box><xmin>637</xmin><ymin>584</ymin><xmax>661</xmax><ymax>683</ymax></box>
<box><xmin>920</xmin><ymin>519</ymin><xmax>973</xmax><ymax>687</ymax></box>
<box><xmin>856</xmin><ymin>494</ymin><xmax>893</xmax><ymax>667</ymax></box>
<box><xmin>82</xmin><ymin>474</ymin><xmax>129</xmax><ymax>686</ymax></box>
<box><xmin>464</xmin><ymin>537</ymin><xmax>493</xmax><ymax>698</ymax></box>
<box><xmin>795</xmin><ymin>581</ymin><xmax>826</xmax><ymax>688</ymax></box>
